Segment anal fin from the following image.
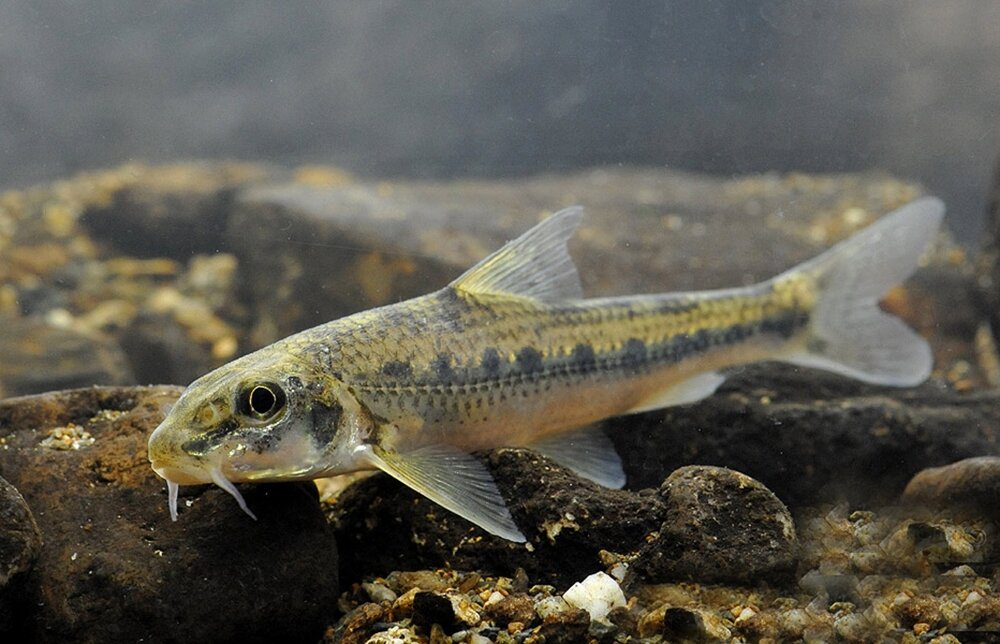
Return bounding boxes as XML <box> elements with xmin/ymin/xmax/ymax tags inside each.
<box><xmin>627</xmin><ymin>371</ymin><xmax>726</xmax><ymax>414</ymax></box>
<box><xmin>530</xmin><ymin>425</ymin><xmax>625</xmax><ymax>489</ymax></box>
<box><xmin>362</xmin><ymin>442</ymin><xmax>526</xmax><ymax>542</ymax></box>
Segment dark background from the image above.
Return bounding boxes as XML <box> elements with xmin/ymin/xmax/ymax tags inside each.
<box><xmin>1</xmin><ymin>1</ymin><xmax>997</xmax><ymax>242</ymax></box>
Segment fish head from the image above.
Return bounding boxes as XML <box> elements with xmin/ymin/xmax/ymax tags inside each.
<box><xmin>148</xmin><ymin>348</ymin><xmax>372</xmax><ymax>519</ymax></box>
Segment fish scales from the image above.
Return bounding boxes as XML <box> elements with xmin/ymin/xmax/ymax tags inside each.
<box><xmin>148</xmin><ymin>200</ymin><xmax>944</xmax><ymax>541</ymax></box>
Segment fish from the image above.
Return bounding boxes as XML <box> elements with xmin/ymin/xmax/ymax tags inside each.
<box><xmin>147</xmin><ymin>197</ymin><xmax>944</xmax><ymax>541</ymax></box>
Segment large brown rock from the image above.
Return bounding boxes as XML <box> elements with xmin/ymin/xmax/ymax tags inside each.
<box><xmin>0</xmin><ymin>317</ymin><xmax>133</xmax><ymax>398</ymax></box>
<box><xmin>631</xmin><ymin>465</ymin><xmax>798</xmax><ymax>585</ymax></box>
<box><xmin>333</xmin><ymin>448</ymin><xmax>664</xmax><ymax>589</ymax></box>
<box><xmin>333</xmin><ymin>452</ymin><xmax>798</xmax><ymax>590</ymax></box>
<box><xmin>0</xmin><ymin>386</ymin><xmax>339</xmax><ymax>643</ymax></box>
<box><xmin>902</xmin><ymin>456</ymin><xmax>1000</xmax><ymax>517</ymax></box>
<box><xmin>610</xmin><ymin>364</ymin><xmax>1000</xmax><ymax>508</ymax></box>
<box><xmin>0</xmin><ymin>475</ymin><xmax>41</xmax><ymax>634</ymax></box>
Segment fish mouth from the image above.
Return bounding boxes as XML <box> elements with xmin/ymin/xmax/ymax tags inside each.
<box><xmin>151</xmin><ymin>463</ymin><xmax>211</xmax><ymax>486</ymax></box>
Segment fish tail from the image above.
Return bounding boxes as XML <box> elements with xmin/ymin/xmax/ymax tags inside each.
<box><xmin>782</xmin><ymin>197</ymin><xmax>944</xmax><ymax>386</ymax></box>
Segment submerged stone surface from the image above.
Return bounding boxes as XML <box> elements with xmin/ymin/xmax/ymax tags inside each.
<box><xmin>332</xmin><ymin>455</ymin><xmax>798</xmax><ymax>589</ymax></box>
<box><xmin>0</xmin><ymin>386</ymin><xmax>339</xmax><ymax>643</ymax></box>
<box><xmin>612</xmin><ymin>366</ymin><xmax>1000</xmax><ymax>508</ymax></box>
<box><xmin>631</xmin><ymin>465</ymin><xmax>798</xmax><ymax>585</ymax></box>
<box><xmin>332</xmin><ymin>447</ymin><xmax>664</xmax><ymax>589</ymax></box>
<box><xmin>0</xmin><ymin>475</ymin><xmax>41</xmax><ymax>634</ymax></box>
<box><xmin>0</xmin><ymin>317</ymin><xmax>133</xmax><ymax>398</ymax></box>
<box><xmin>902</xmin><ymin>456</ymin><xmax>1000</xmax><ymax>518</ymax></box>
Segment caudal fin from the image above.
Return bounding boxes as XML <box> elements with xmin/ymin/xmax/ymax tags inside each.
<box><xmin>783</xmin><ymin>197</ymin><xmax>945</xmax><ymax>386</ymax></box>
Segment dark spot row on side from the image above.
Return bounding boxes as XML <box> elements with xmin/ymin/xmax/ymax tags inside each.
<box><xmin>516</xmin><ymin>346</ymin><xmax>544</xmax><ymax>374</ymax></box>
<box><xmin>550</xmin><ymin>310</ymin><xmax>808</xmax><ymax>379</ymax></box>
<box><xmin>432</xmin><ymin>353</ymin><xmax>455</xmax><ymax>381</ymax></box>
<box><xmin>621</xmin><ymin>338</ymin><xmax>647</xmax><ymax>372</ymax></box>
<box><xmin>481</xmin><ymin>347</ymin><xmax>502</xmax><ymax>378</ymax></box>
<box><xmin>366</xmin><ymin>307</ymin><xmax>811</xmax><ymax>399</ymax></box>
<box><xmin>571</xmin><ymin>343</ymin><xmax>596</xmax><ymax>369</ymax></box>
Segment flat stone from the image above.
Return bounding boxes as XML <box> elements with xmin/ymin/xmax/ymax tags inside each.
<box><xmin>631</xmin><ymin>466</ymin><xmax>798</xmax><ymax>585</ymax></box>
<box><xmin>8</xmin><ymin>161</ymin><xmax>986</xmax><ymax>397</ymax></box>
<box><xmin>78</xmin><ymin>161</ymin><xmax>273</xmax><ymax>260</ymax></box>
<box><xmin>902</xmin><ymin>456</ymin><xmax>1000</xmax><ymax>517</ymax></box>
<box><xmin>0</xmin><ymin>386</ymin><xmax>338</xmax><ymax>643</ymax></box>
<box><xmin>610</xmin><ymin>367</ymin><xmax>1000</xmax><ymax>509</ymax></box>
<box><xmin>0</xmin><ymin>317</ymin><xmax>133</xmax><ymax>398</ymax></box>
<box><xmin>188</xmin><ymin>166</ymin><xmax>1000</xmax><ymax>509</ymax></box>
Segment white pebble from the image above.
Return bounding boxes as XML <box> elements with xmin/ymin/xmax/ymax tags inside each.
<box><xmin>561</xmin><ymin>571</ymin><xmax>626</xmax><ymax>621</ymax></box>
<box><xmin>484</xmin><ymin>590</ymin><xmax>505</xmax><ymax>606</ymax></box>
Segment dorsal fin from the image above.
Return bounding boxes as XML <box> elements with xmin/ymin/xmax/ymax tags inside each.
<box><xmin>450</xmin><ymin>207</ymin><xmax>584</xmax><ymax>302</ymax></box>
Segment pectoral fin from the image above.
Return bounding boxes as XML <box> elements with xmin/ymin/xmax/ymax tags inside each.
<box><xmin>530</xmin><ymin>425</ymin><xmax>626</xmax><ymax>489</ymax></box>
<box><xmin>362</xmin><ymin>443</ymin><xmax>526</xmax><ymax>542</ymax></box>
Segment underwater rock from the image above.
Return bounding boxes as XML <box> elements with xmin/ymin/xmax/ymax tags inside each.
<box><xmin>117</xmin><ymin>310</ymin><xmax>217</xmax><ymax>387</ymax></box>
<box><xmin>902</xmin><ymin>456</ymin><xmax>1000</xmax><ymax>518</ymax></box>
<box><xmin>410</xmin><ymin>591</ymin><xmax>459</xmax><ymax>631</ymax></box>
<box><xmin>78</xmin><ymin>161</ymin><xmax>272</xmax><ymax>260</ymax></box>
<box><xmin>0</xmin><ymin>386</ymin><xmax>338</xmax><ymax>644</ymax></box>
<box><xmin>0</xmin><ymin>475</ymin><xmax>42</xmax><ymax>634</ymax></box>
<box><xmin>333</xmin><ymin>454</ymin><xmax>794</xmax><ymax>588</ymax></box>
<box><xmin>637</xmin><ymin>605</ymin><xmax>733</xmax><ymax>641</ymax></box>
<box><xmin>332</xmin><ymin>447</ymin><xmax>665</xmax><ymax>589</ymax></box>
<box><xmin>0</xmin><ymin>317</ymin><xmax>133</xmax><ymax>398</ymax></box>
<box><xmin>536</xmin><ymin>605</ymin><xmax>591</xmax><ymax>643</ymax></box>
<box><xmin>481</xmin><ymin>592</ymin><xmax>535</xmax><ymax>627</ymax></box>
<box><xmin>6</xmin><ymin>160</ymin><xmax>987</xmax><ymax>394</ymax></box>
<box><xmin>324</xmin><ymin>602</ymin><xmax>386</xmax><ymax>644</ymax></box>
<box><xmin>224</xmin><ymin>166</ymin><xmax>996</xmax><ymax>511</ymax></box>
<box><xmin>631</xmin><ymin>466</ymin><xmax>798</xmax><ymax>585</ymax></box>
<box><xmin>611</xmin><ymin>366</ymin><xmax>1000</xmax><ymax>508</ymax></box>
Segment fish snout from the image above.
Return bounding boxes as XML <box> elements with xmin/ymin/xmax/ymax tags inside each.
<box><xmin>148</xmin><ymin>421</ymin><xmax>212</xmax><ymax>485</ymax></box>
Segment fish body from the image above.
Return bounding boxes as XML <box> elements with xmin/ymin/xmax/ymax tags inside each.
<box><xmin>148</xmin><ymin>199</ymin><xmax>944</xmax><ymax>541</ymax></box>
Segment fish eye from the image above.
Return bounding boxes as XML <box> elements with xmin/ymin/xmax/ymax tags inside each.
<box><xmin>238</xmin><ymin>382</ymin><xmax>287</xmax><ymax>422</ymax></box>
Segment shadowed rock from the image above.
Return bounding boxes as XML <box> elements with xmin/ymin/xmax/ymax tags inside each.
<box><xmin>902</xmin><ymin>456</ymin><xmax>1000</xmax><ymax>518</ymax></box>
<box><xmin>630</xmin><ymin>465</ymin><xmax>797</xmax><ymax>585</ymax></box>
<box><xmin>0</xmin><ymin>475</ymin><xmax>41</xmax><ymax>634</ymax></box>
<box><xmin>0</xmin><ymin>386</ymin><xmax>338</xmax><ymax>644</ymax></box>
<box><xmin>332</xmin><ymin>452</ymin><xmax>798</xmax><ymax>590</ymax></box>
